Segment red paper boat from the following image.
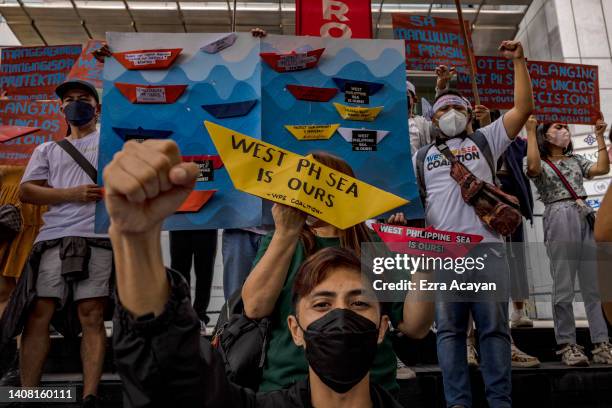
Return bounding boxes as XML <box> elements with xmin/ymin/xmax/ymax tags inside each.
<box><xmin>286</xmin><ymin>84</ymin><xmax>337</xmax><ymax>102</ymax></box>
<box><xmin>176</xmin><ymin>190</ymin><xmax>217</xmax><ymax>213</ymax></box>
<box><xmin>115</xmin><ymin>83</ymin><xmax>187</xmax><ymax>104</ymax></box>
<box><xmin>113</xmin><ymin>48</ymin><xmax>182</xmax><ymax>70</ymax></box>
<box><xmin>182</xmin><ymin>155</ymin><xmax>223</xmax><ymax>169</ymax></box>
<box><xmin>0</xmin><ymin>125</ymin><xmax>40</xmax><ymax>143</ymax></box>
<box><xmin>260</xmin><ymin>48</ymin><xmax>325</xmax><ymax>73</ymax></box>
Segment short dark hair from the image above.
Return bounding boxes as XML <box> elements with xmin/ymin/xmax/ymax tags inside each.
<box><xmin>291</xmin><ymin>247</ymin><xmax>363</xmax><ymax>309</ymax></box>
<box><xmin>536</xmin><ymin>123</ymin><xmax>574</xmax><ymax>158</ymax></box>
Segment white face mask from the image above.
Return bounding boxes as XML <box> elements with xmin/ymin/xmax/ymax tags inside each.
<box><xmin>437</xmin><ymin>109</ymin><xmax>468</xmax><ymax>137</ymax></box>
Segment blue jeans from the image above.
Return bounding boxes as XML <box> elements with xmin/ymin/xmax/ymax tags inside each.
<box><xmin>436</xmin><ymin>301</ymin><xmax>511</xmax><ymax>408</ymax></box>
<box><xmin>222</xmin><ymin>229</ymin><xmax>264</xmax><ymax>300</ymax></box>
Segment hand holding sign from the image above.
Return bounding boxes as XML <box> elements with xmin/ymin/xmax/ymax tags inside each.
<box><xmin>499</xmin><ymin>40</ymin><xmax>524</xmax><ymax>60</ymax></box>
<box><xmin>272</xmin><ymin>203</ymin><xmax>307</xmax><ymax>237</ymax></box>
<box><xmin>595</xmin><ymin>118</ymin><xmax>608</xmax><ymax>136</ymax></box>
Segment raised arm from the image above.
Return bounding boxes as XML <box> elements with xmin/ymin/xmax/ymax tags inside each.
<box><xmin>20</xmin><ymin>180</ymin><xmax>102</xmax><ymax>205</ymax></box>
<box><xmin>525</xmin><ymin>115</ymin><xmax>542</xmax><ymax>177</ymax></box>
<box><xmin>242</xmin><ymin>204</ymin><xmax>305</xmax><ymax>319</ymax></box>
<box><xmin>399</xmin><ymin>270</ymin><xmax>435</xmax><ymax>339</ymax></box>
<box><xmin>588</xmin><ymin>119</ymin><xmax>611</xmax><ymax>177</ymax></box>
<box><xmin>499</xmin><ymin>41</ymin><xmax>535</xmax><ymax>139</ymax></box>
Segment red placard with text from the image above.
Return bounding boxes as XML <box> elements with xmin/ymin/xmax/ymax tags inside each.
<box><xmin>0</xmin><ymin>100</ymin><xmax>67</xmax><ymax>165</ymax></box>
<box><xmin>457</xmin><ymin>56</ymin><xmax>600</xmax><ymax>125</ymax></box>
<box><xmin>0</xmin><ymin>44</ymin><xmax>82</xmax><ymax>100</ymax></box>
<box><xmin>66</xmin><ymin>39</ymin><xmax>106</xmax><ymax>90</ymax></box>
<box><xmin>392</xmin><ymin>14</ymin><xmax>473</xmax><ymax>74</ymax></box>
<box><xmin>296</xmin><ymin>0</ymin><xmax>373</xmax><ymax>39</ymax></box>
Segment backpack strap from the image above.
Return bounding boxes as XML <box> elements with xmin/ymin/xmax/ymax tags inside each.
<box><xmin>415</xmin><ymin>142</ymin><xmax>435</xmax><ymax>207</ymax></box>
<box><xmin>55</xmin><ymin>139</ymin><xmax>98</xmax><ymax>183</ymax></box>
<box><xmin>467</xmin><ymin>130</ymin><xmax>498</xmax><ymax>185</ymax></box>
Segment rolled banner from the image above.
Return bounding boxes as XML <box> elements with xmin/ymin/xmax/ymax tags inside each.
<box><xmin>202</xmin><ymin>100</ymin><xmax>258</xmax><ymax>119</ymax></box>
<box><xmin>285</xmin><ymin>124</ymin><xmax>340</xmax><ymax>141</ymax></box>
<box><xmin>115</xmin><ymin>83</ymin><xmax>188</xmax><ymax>104</ymax></box>
<box><xmin>113</xmin><ymin>48</ymin><xmax>182</xmax><ymax>70</ymax></box>
<box><xmin>112</xmin><ymin>126</ymin><xmax>173</xmax><ymax>142</ymax></box>
<box><xmin>260</xmin><ymin>48</ymin><xmax>325</xmax><ymax>73</ymax></box>
<box><xmin>333</xmin><ymin>103</ymin><xmax>383</xmax><ymax>122</ymax></box>
<box><xmin>201</xmin><ymin>33</ymin><xmax>237</xmax><ymax>54</ymax></box>
<box><xmin>176</xmin><ymin>190</ymin><xmax>217</xmax><ymax>213</ymax></box>
<box><xmin>286</xmin><ymin>84</ymin><xmax>338</xmax><ymax>102</ymax></box>
<box><xmin>0</xmin><ymin>125</ymin><xmax>40</xmax><ymax>143</ymax></box>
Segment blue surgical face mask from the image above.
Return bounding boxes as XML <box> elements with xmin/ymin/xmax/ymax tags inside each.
<box><xmin>64</xmin><ymin>100</ymin><xmax>96</xmax><ymax>127</ymax></box>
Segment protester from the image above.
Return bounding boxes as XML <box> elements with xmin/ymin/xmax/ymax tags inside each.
<box><xmin>408</xmin><ymin>80</ymin><xmax>432</xmax><ymax>155</ymax></box>
<box><xmin>102</xmin><ymin>138</ymin><xmax>434</xmax><ymax>407</ymax></box>
<box><xmin>525</xmin><ymin>115</ymin><xmax>612</xmax><ymax>366</ymax></box>
<box><xmin>595</xmin><ymin>185</ymin><xmax>612</xmax><ymax>324</ymax></box>
<box><xmin>414</xmin><ymin>40</ymin><xmax>534</xmax><ymax>408</ymax></box>
<box><xmin>16</xmin><ymin>80</ymin><xmax>111</xmax><ymax>407</ymax></box>
<box><xmin>169</xmin><ymin>229</ymin><xmax>217</xmax><ymax>329</ymax></box>
<box><xmin>241</xmin><ymin>151</ymin><xmax>433</xmax><ymax>394</ymax></box>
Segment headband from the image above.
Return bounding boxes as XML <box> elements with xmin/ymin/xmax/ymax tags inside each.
<box><xmin>431</xmin><ymin>94</ymin><xmax>470</xmax><ymax>117</ymax></box>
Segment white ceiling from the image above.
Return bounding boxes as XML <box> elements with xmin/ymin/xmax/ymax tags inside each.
<box><xmin>0</xmin><ymin>0</ymin><xmax>534</xmax><ymax>56</ymax></box>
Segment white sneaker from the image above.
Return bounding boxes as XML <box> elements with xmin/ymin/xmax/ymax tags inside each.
<box><xmin>510</xmin><ymin>309</ymin><xmax>534</xmax><ymax>328</ymax></box>
<box><xmin>556</xmin><ymin>344</ymin><xmax>589</xmax><ymax>367</ymax></box>
<box><xmin>592</xmin><ymin>341</ymin><xmax>612</xmax><ymax>364</ymax></box>
<box><xmin>511</xmin><ymin>344</ymin><xmax>540</xmax><ymax>368</ymax></box>
<box><xmin>396</xmin><ymin>357</ymin><xmax>416</xmax><ymax>380</ymax></box>
<box><xmin>467</xmin><ymin>343</ymin><xmax>479</xmax><ymax>367</ymax></box>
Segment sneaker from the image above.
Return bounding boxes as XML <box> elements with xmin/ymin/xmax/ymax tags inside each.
<box><xmin>467</xmin><ymin>343</ymin><xmax>479</xmax><ymax>367</ymax></box>
<box><xmin>511</xmin><ymin>344</ymin><xmax>540</xmax><ymax>368</ymax></box>
<box><xmin>592</xmin><ymin>341</ymin><xmax>612</xmax><ymax>364</ymax></box>
<box><xmin>396</xmin><ymin>357</ymin><xmax>416</xmax><ymax>380</ymax></box>
<box><xmin>556</xmin><ymin>344</ymin><xmax>589</xmax><ymax>367</ymax></box>
<box><xmin>82</xmin><ymin>395</ymin><xmax>100</xmax><ymax>408</ymax></box>
<box><xmin>510</xmin><ymin>309</ymin><xmax>534</xmax><ymax>328</ymax></box>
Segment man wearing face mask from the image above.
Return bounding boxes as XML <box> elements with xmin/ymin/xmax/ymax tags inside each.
<box><xmin>16</xmin><ymin>80</ymin><xmax>110</xmax><ymax>408</ymax></box>
<box><xmin>413</xmin><ymin>40</ymin><xmax>534</xmax><ymax>408</ymax></box>
<box><xmin>101</xmin><ymin>139</ymin><xmax>432</xmax><ymax>407</ymax></box>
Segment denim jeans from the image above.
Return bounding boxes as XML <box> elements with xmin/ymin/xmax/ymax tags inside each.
<box><xmin>222</xmin><ymin>229</ymin><xmax>265</xmax><ymax>300</ymax></box>
<box><xmin>436</xmin><ymin>301</ymin><xmax>511</xmax><ymax>408</ymax></box>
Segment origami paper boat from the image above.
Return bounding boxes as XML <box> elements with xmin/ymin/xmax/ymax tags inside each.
<box><xmin>182</xmin><ymin>155</ymin><xmax>224</xmax><ymax>169</ymax></box>
<box><xmin>0</xmin><ymin>125</ymin><xmax>40</xmax><ymax>143</ymax></box>
<box><xmin>337</xmin><ymin>127</ymin><xmax>390</xmax><ymax>144</ymax></box>
<box><xmin>286</xmin><ymin>84</ymin><xmax>338</xmax><ymax>102</ymax></box>
<box><xmin>176</xmin><ymin>190</ymin><xmax>217</xmax><ymax>213</ymax></box>
<box><xmin>333</xmin><ymin>103</ymin><xmax>383</xmax><ymax>122</ymax></box>
<box><xmin>115</xmin><ymin>83</ymin><xmax>188</xmax><ymax>104</ymax></box>
<box><xmin>112</xmin><ymin>126</ymin><xmax>173</xmax><ymax>142</ymax></box>
<box><xmin>332</xmin><ymin>78</ymin><xmax>384</xmax><ymax>95</ymax></box>
<box><xmin>285</xmin><ymin>124</ymin><xmax>340</xmax><ymax>140</ymax></box>
<box><xmin>201</xmin><ymin>33</ymin><xmax>237</xmax><ymax>54</ymax></box>
<box><xmin>202</xmin><ymin>100</ymin><xmax>258</xmax><ymax>119</ymax></box>
<box><xmin>113</xmin><ymin>48</ymin><xmax>182</xmax><ymax>70</ymax></box>
<box><xmin>260</xmin><ymin>48</ymin><xmax>325</xmax><ymax>73</ymax></box>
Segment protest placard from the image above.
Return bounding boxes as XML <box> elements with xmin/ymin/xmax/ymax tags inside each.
<box><xmin>205</xmin><ymin>121</ymin><xmax>408</xmax><ymax>229</ymax></box>
<box><xmin>65</xmin><ymin>39</ymin><xmax>106</xmax><ymax>91</ymax></box>
<box><xmin>457</xmin><ymin>56</ymin><xmax>600</xmax><ymax>125</ymax></box>
<box><xmin>0</xmin><ymin>44</ymin><xmax>82</xmax><ymax>100</ymax></box>
<box><xmin>0</xmin><ymin>99</ymin><xmax>68</xmax><ymax>165</ymax></box>
<box><xmin>392</xmin><ymin>14</ymin><xmax>473</xmax><ymax>74</ymax></box>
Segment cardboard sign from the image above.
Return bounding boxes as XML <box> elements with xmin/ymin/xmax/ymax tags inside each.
<box><xmin>285</xmin><ymin>124</ymin><xmax>340</xmax><ymax>140</ymax></box>
<box><xmin>260</xmin><ymin>48</ymin><xmax>325</xmax><ymax>72</ymax></box>
<box><xmin>373</xmin><ymin>223</ymin><xmax>484</xmax><ymax>258</ymax></box>
<box><xmin>113</xmin><ymin>48</ymin><xmax>182</xmax><ymax>70</ymax></box>
<box><xmin>65</xmin><ymin>39</ymin><xmax>105</xmax><ymax>91</ymax></box>
<box><xmin>115</xmin><ymin>83</ymin><xmax>187</xmax><ymax>104</ymax></box>
<box><xmin>0</xmin><ymin>44</ymin><xmax>82</xmax><ymax>100</ymax></box>
<box><xmin>392</xmin><ymin>14</ymin><xmax>472</xmax><ymax>74</ymax></box>
<box><xmin>0</xmin><ymin>99</ymin><xmax>68</xmax><ymax>165</ymax></box>
<box><xmin>205</xmin><ymin>121</ymin><xmax>409</xmax><ymax>229</ymax></box>
<box><xmin>334</xmin><ymin>103</ymin><xmax>383</xmax><ymax>121</ymax></box>
<box><xmin>345</xmin><ymin>83</ymin><xmax>369</xmax><ymax>104</ymax></box>
<box><xmin>295</xmin><ymin>0</ymin><xmax>373</xmax><ymax>39</ymax></box>
<box><xmin>286</xmin><ymin>84</ymin><xmax>338</xmax><ymax>102</ymax></box>
<box><xmin>201</xmin><ymin>33</ymin><xmax>238</xmax><ymax>54</ymax></box>
<box><xmin>457</xmin><ymin>57</ymin><xmax>600</xmax><ymax>125</ymax></box>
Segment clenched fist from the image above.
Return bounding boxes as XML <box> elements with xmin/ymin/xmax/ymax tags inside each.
<box><xmin>499</xmin><ymin>40</ymin><xmax>525</xmax><ymax>60</ymax></box>
<box><xmin>103</xmin><ymin>140</ymin><xmax>199</xmax><ymax>234</ymax></box>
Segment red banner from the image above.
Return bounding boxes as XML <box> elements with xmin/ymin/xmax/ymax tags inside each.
<box><xmin>457</xmin><ymin>56</ymin><xmax>600</xmax><ymax>125</ymax></box>
<box><xmin>65</xmin><ymin>39</ymin><xmax>106</xmax><ymax>91</ymax></box>
<box><xmin>0</xmin><ymin>44</ymin><xmax>82</xmax><ymax>101</ymax></box>
<box><xmin>296</xmin><ymin>0</ymin><xmax>373</xmax><ymax>39</ymax></box>
<box><xmin>0</xmin><ymin>100</ymin><xmax>68</xmax><ymax>165</ymax></box>
<box><xmin>392</xmin><ymin>14</ymin><xmax>473</xmax><ymax>74</ymax></box>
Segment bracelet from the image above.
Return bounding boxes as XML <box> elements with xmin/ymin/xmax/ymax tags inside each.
<box><xmin>597</xmin><ymin>146</ymin><xmax>608</xmax><ymax>152</ymax></box>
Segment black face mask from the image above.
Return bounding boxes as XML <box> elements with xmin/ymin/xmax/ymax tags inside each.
<box><xmin>299</xmin><ymin>308</ymin><xmax>379</xmax><ymax>394</ymax></box>
<box><xmin>64</xmin><ymin>101</ymin><xmax>96</xmax><ymax>127</ymax></box>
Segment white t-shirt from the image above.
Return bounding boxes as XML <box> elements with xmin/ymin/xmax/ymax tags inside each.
<box><xmin>21</xmin><ymin>130</ymin><xmax>107</xmax><ymax>243</ymax></box>
<box><xmin>409</xmin><ymin>115</ymin><xmax>432</xmax><ymax>155</ymax></box>
<box><xmin>413</xmin><ymin>117</ymin><xmax>512</xmax><ymax>243</ymax></box>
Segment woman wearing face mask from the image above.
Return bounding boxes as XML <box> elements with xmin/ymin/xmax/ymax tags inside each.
<box><xmin>241</xmin><ymin>151</ymin><xmax>433</xmax><ymax>396</ymax></box>
<box><xmin>525</xmin><ymin>115</ymin><xmax>612</xmax><ymax>366</ymax></box>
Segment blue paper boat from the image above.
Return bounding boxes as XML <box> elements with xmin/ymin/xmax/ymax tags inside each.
<box><xmin>332</xmin><ymin>78</ymin><xmax>384</xmax><ymax>95</ymax></box>
<box><xmin>113</xmin><ymin>127</ymin><xmax>173</xmax><ymax>142</ymax></box>
<box><xmin>202</xmin><ymin>100</ymin><xmax>258</xmax><ymax>119</ymax></box>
